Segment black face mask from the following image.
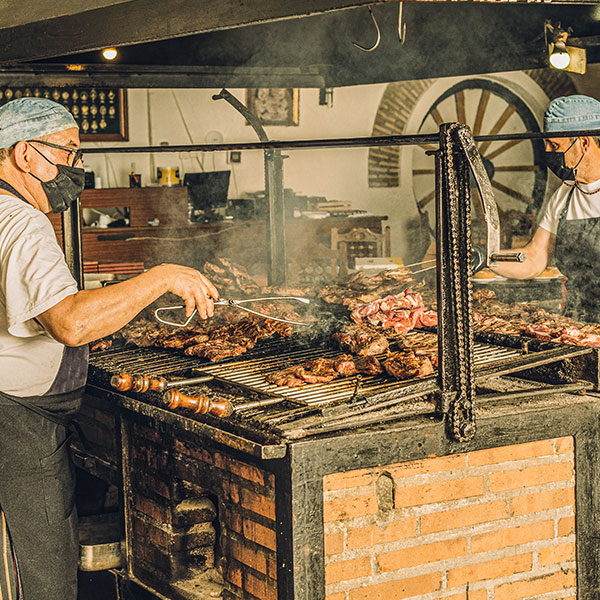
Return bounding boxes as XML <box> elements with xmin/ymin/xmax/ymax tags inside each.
<box><xmin>29</xmin><ymin>151</ymin><xmax>85</xmax><ymax>213</ymax></box>
<box><xmin>543</xmin><ymin>138</ymin><xmax>583</xmax><ymax>181</ymax></box>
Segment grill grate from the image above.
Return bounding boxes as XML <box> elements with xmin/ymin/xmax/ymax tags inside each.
<box><xmin>89</xmin><ymin>333</ymin><xmax>525</xmax><ymax>407</ymax></box>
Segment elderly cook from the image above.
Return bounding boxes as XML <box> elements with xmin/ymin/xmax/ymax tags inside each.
<box><xmin>491</xmin><ymin>94</ymin><xmax>600</xmax><ymax>323</ymax></box>
<box><xmin>0</xmin><ymin>97</ymin><xmax>218</xmax><ymax>599</ymax></box>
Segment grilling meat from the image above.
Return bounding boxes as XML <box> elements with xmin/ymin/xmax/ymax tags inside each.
<box><xmin>203</xmin><ymin>257</ymin><xmax>260</xmax><ymax>296</ymax></box>
<box><xmin>90</xmin><ymin>339</ymin><xmax>112</xmax><ymax>351</ymax></box>
<box><xmin>350</xmin><ymin>290</ymin><xmax>437</xmax><ymax>333</ymax></box>
<box><xmin>353</xmin><ymin>355</ymin><xmax>384</xmax><ymax>375</ymax></box>
<box><xmin>333</xmin><ymin>354</ymin><xmax>358</xmax><ymax>377</ymax></box>
<box><xmin>266</xmin><ymin>367</ymin><xmax>305</xmax><ymax>387</ymax></box>
<box><xmin>266</xmin><ymin>354</ymin><xmax>383</xmax><ymax>387</ymax></box>
<box><xmin>295</xmin><ymin>357</ymin><xmax>339</xmax><ymax>384</ymax></box>
<box><xmin>120</xmin><ymin>321</ymin><xmax>171</xmax><ymax>347</ymax></box>
<box><xmin>383</xmin><ymin>351</ymin><xmax>434</xmax><ymax>380</ymax></box>
<box><xmin>184</xmin><ymin>341</ymin><xmax>247</xmax><ymax>361</ymax></box>
<box><xmin>332</xmin><ymin>324</ymin><xmax>389</xmax><ymax>355</ymax></box>
<box><xmin>472</xmin><ymin>289</ymin><xmax>600</xmax><ymax>347</ymax></box>
<box><xmin>157</xmin><ymin>327</ymin><xmax>210</xmax><ymax>349</ymax></box>
<box><xmin>319</xmin><ymin>268</ymin><xmax>416</xmax><ymax>307</ymax></box>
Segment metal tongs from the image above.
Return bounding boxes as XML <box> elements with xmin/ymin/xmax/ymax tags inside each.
<box><xmin>154</xmin><ymin>296</ymin><xmax>311</xmax><ymax>327</ymax></box>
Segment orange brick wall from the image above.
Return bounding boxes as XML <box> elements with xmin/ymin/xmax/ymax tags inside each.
<box><xmin>323</xmin><ymin>437</ymin><xmax>576</xmax><ymax>600</ymax></box>
<box><xmin>129</xmin><ymin>421</ymin><xmax>277</xmax><ymax>600</ymax></box>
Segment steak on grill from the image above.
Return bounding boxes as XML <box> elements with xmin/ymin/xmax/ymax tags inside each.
<box><xmin>266</xmin><ymin>366</ymin><xmax>305</xmax><ymax>387</ymax></box>
<box><xmin>184</xmin><ymin>341</ymin><xmax>247</xmax><ymax>361</ymax></box>
<box><xmin>266</xmin><ymin>354</ymin><xmax>383</xmax><ymax>387</ymax></box>
<box><xmin>383</xmin><ymin>351</ymin><xmax>434</xmax><ymax>380</ymax></box>
<box><xmin>295</xmin><ymin>357</ymin><xmax>339</xmax><ymax>384</ymax></box>
<box><xmin>332</xmin><ymin>324</ymin><xmax>389</xmax><ymax>355</ymax></box>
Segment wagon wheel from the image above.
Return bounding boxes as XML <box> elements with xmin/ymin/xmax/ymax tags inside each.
<box><xmin>412</xmin><ymin>78</ymin><xmax>547</xmax><ymax>248</ymax></box>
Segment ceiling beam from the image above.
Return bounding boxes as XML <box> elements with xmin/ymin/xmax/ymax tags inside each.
<box><xmin>0</xmin><ymin>64</ymin><xmax>327</xmax><ymax>89</ymax></box>
<box><xmin>0</xmin><ymin>0</ymin><xmax>384</xmax><ymax>63</ymax></box>
<box><xmin>0</xmin><ymin>0</ymin><xmax>130</xmax><ymax>30</ymax></box>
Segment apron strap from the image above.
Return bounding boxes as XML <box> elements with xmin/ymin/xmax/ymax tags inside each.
<box><xmin>0</xmin><ymin>179</ymin><xmax>30</xmax><ymax>205</ymax></box>
<box><xmin>558</xmin><ymin>186</ymin><xmax>576</xmax><ymax>224</ymax></box>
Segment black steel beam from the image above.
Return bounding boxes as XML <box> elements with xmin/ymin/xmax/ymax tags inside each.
<box><xmin>79</xmin><ymin>128</ymin><xmax>600</xmax><ymax>155</ymax></box>
<box><xmin>0</xmin><ymin>64</ymin><xmax>327</xmax><ymax>89</ymax></box>
<box><xmin>0</xmin><ymin>0</ymin><xmax>379</xmax><ymax>63</ymax></box>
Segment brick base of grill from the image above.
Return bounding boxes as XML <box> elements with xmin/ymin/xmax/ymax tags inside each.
<box><xmin>76</xmin><ymin>380</ymin><xmax>600</xmax><ymax>600</ymax></box>
<box><xmin>125</xmin><ymin>417</ymin><xmax>277</xmax><ymax>600</ymax></box>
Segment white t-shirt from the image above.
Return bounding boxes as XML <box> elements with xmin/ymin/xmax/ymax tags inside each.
<box><xmin>538</xmin><ymin>179</ymin><xmax>600</xmax><ymax>235</ymax></box>
<box><xmin>0</xmin><ymin>193</ymin><xmax>78</xmax><ymax>396</ymax></box>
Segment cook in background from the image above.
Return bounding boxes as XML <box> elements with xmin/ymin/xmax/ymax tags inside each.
<box><xmin>492</xmin><ymin>95</ymin><xmax>600</xmax><ymax>323</ymax></box>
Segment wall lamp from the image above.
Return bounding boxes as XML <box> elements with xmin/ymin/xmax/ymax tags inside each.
<box><xmin>545</xmin><ymin>22</ymin><xmax>586</xmax><ymax>74</ymax></box>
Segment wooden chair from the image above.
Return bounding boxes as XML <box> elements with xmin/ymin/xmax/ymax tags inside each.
<box><xmin>331</xmin><ymin>226</ymin><xmax>391</xmax><ymax>276</ymax></box>
<box><xmin>287</xmin><ymin>241</ymin><xmax>342</xmax><ymax>284</ymax></box>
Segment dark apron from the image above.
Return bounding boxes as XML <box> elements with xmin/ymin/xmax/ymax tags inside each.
<box><xmin>0</xmin><ymin>178</ymin><xmax>89</xmax><ymax>599</ymax></box>
<box><xmin>555</xmin><ymin>187</ymin><xmax>600</xmax><ymax>323</ymax></box>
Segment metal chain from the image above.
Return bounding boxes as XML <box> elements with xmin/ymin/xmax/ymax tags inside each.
<box><xmin>443</xmin><ymin>124</ymin><xmax>476</xmax><ymax>443</ymax></box>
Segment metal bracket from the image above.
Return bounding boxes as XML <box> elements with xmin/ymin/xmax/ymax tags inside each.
<box><xmin>455</xmin><ymin>126</ymin><xmax>527</xmax><ymax>266</ymax></box>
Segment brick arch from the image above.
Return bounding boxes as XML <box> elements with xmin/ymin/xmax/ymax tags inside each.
<box><xmin>368</xmin><ymin>70</ymin><xmax>578</xmax><ymax>188</ymax></box>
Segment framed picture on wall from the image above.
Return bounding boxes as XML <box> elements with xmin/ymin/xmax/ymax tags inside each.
<box><xmin>246</xmin><ymin>88</ymin><xmax>299</xmax><ymax>126</ymax></box>
<box><xmin>0</xmin><ymin>86</ymin><xmax>128</xmax><ymax>141</ymax></box>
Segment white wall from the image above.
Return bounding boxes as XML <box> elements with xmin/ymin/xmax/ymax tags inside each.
<box><xmin>81</xmin><ymin>68</ymin><xmax>599</xmax><ymax>262</ymax></box>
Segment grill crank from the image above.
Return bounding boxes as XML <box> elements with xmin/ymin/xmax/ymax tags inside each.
<box><xmin>111</xmin><ymin>372</ymin><xmax>214</xmax><ymax>393</ymax></box>
<box><xmin>154</xmin><ymin>296</ymin><xmax>311</xmax><ymax>327</ymax></box>
<box><xmin>163</xmin><ymin>389</ymin><xmax>284</xmax><ymax>417</ymax></box>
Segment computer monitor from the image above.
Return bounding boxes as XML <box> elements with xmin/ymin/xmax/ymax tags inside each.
<box><xmin>184</xmin><ymin>171</ymin><xmax>231</xmax><ymax>222</ymax></box>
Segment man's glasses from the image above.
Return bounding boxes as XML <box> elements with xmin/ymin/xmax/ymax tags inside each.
<box><xmin>27</xmin><ymin>139</ymin><xmax>83</xmax><ymax>167</ymax></box>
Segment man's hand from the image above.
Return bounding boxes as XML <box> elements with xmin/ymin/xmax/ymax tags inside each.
<box><xmin>155</xmin><ymin>264</ymin><xmax>220</xmax><ymax>320</ymax></box>
<box><xmin>37</xmin><ymin>263</ymin><xmax>221</xmax><ymax>346</ymax></box>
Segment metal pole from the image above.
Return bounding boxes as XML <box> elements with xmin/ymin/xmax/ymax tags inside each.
<box><xmin>61</xmin><ymin>197</ymin><xmax>84</xmax><ymax>289</ymax></box>
<box><xmin>213</xmin><ymin>89</ymin><xmax>287</xmax><ymax>286</ymax></box>
<box><xmin>81</xmin><ymin>128</ymin><xmax>600</xmax><ymax>155</ymax></box>
<box><xmin>265</xmin><ymin>149</ymin><xmax>286</xmax><ymax>286</ymax></box>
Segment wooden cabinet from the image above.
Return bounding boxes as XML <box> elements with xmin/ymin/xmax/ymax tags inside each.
<box><xmin>48</xmin><ymin>188</ymin><xmax>388</xmax><ymax>275</ymax></box>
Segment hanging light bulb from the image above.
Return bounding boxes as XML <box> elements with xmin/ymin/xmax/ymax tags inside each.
<box><xmin>102</xmin><ymin>48</ymin><xmax>118</xmax><ymax>61</ymax></box>
<box><xmin>549</xmin><ymin>31</ymin><xmax>570</xmax><ymax>70</ymax></box>
<box><xmin>544</xmin><ymin>21</ymin><xmax>587</xmax><ymax>75</ymax></box>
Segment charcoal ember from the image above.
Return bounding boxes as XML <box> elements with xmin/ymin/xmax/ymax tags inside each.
<box><xmin>90</xmin><ymin>339</ymin><xmax>112</xmax><ymax>351</ymax></box>
<box><xmin>295</xmin><ymin>357</ymin><xmax>339</xmax><ymax>384</ymax></box>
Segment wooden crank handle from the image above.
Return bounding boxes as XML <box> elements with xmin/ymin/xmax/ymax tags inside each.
<box><xmin>111</xmin><ymin>372</ymin><xmax>135</xmax><ymax>391</ymax></box>
<box><xmin>163</xmin><ymin>389</ymin><xmax>234</xmax><ymax>418</ymax></box>
<box><xmin>111</xmin><ymin>373</ymin><xmax>168</xmax><ymax>393</ymax></box>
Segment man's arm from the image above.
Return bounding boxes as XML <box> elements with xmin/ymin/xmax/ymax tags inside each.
<box><xmin>490</xmin><ymin>227</ymin><xmax>555</xmax><ymax>279</ymax></box>
<box><xmin>36</xmin><ymin>264</ymin><xmax>219</xmax><ymax>347</ymax></box>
